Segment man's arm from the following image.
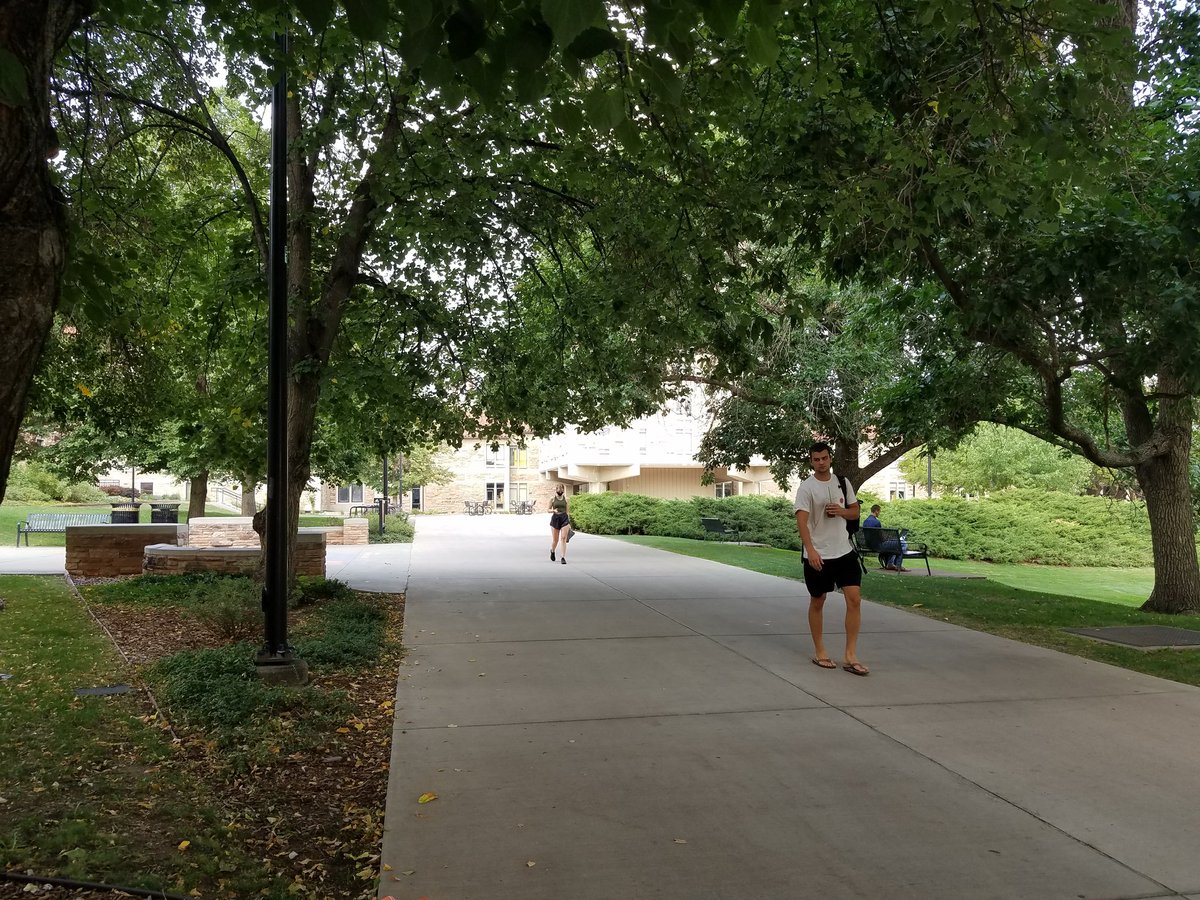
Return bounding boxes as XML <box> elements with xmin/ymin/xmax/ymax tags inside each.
<box><xmin>796</xmin><ymin>508</ymin><xmax>822</xmax><ymax>569</ymax></box>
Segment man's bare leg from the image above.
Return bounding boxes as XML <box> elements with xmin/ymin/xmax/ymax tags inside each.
<box><xmin>842</xmin><ymin>586</ymin><xmax>868</xmax><ymax>672</ymax></box>
<box><xmin>809</xmin><ymin>594</ymin><xmax>830</xmax><ymax>662</ymax></box>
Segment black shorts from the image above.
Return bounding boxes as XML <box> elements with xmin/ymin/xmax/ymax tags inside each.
<box><xmin>550</xmin><ymin>512</ymin><xmax>570</xmax><ymax>529</ymax></box>
<box><xmin>803</xmin><ymin>551</ymin><xmax>862</xmax><ymax>598</ymax></box>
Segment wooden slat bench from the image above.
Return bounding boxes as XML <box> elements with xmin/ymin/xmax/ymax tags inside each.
<box><xmin>17</xmin><ymin>512</ymin><xmax>110</xmax><ymax>546</ymax></box>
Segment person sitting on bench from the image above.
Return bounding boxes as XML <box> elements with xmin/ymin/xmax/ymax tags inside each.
<box><xmin>864</xmin><ymin>505</ymin><xmax>908</xmax><ymax>571</ymax></box>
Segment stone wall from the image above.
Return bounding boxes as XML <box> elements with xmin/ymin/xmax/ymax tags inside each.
<box><xmin>142</xmin><ymin>545</ymin><xmax>260</xmax><ymax>577</ymax></box>
<box><xmin>294</xmin><ymin>532</ymin><xmax>326</xmax><ymax>576</ymax></box>
<box><xmin>187</xmin><ymin>517</ymin><xmax>258</xmax><ymax>548</ymax></box>
<box><xmin>342</xmin><ymin>518</ymin><xmax>368</xmax><ymax>544</ymax></box>
<box><xmin>143</xmin><ymin>532</ymin><xmax>327</xmax><ymax>577</ymax></box>
<box><xmin>66</xmin><ymin>524</ymin><xmax>187</xmax><ymax>577</ymax></box>
<box><xmin>190</xmin><ymin>517</ymin><xmax>366</xmax><ymax>547</ymax></box>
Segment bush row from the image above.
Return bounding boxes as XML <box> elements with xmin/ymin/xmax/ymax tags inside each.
<box><xmin>569</xmin><ymin>488</ymin><xmax>1167</xmax><ymax>567</ymax></box>
<box><xmin>570</xmin><ymin>492</ymin><xmax>803</xmax><ymax>551</ymax></box>
<box><xmin>4</xmin><ymin>461</ymin><xmax>108</xmax><ymax>503</ymax></box>
<box><xmin>367</xmin><ymin>510</ymin><xmax>415</xmax><ymax>543</ymax></box>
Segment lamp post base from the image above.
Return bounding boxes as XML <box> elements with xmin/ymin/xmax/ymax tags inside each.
<box><xmin>255</xmin><ymin>652</ymin><xmax>310</xmax><ymax>686</ymax></box>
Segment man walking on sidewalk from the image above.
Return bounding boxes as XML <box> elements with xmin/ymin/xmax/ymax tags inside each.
<box><xmin>794</xmin><ymin>442</ymin><xmax>869</xmax><ymax>676</ymax></box>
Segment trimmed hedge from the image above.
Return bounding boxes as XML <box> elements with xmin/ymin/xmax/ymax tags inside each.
<box><xmin>569</xmin><ymin>488</ymin><xmax>1177</xmax><ymax>567</ymax></box>
<box><xmin>569</xmin><ymin>493</ymin><xmax>802</xmax><ymax>551</ymax></box>
<box><xmin>883</xmin><ymin>489</ymin><xmax>1157</xmax><ymax>566</ymax></box>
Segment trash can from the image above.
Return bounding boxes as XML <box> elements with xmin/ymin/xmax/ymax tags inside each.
<box><xmin>110</xmin><ymin>502</ymin><xmax>141</xmax><ymax>524</ymax></box>
<box><xmin>149</xmin><ymin>502</ymin><xmax>180</xmax><ymax>524</ymax></box>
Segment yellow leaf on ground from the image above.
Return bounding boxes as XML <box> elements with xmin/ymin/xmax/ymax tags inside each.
<box><xmin>178</xmin><ymin>840</ymin><xmax>190</xmax><ymax>851</ymax></box>
<box><xmin>417</xmin><ymin>791</ymin><xmax>438</xmax><ymax>804</ymax></box>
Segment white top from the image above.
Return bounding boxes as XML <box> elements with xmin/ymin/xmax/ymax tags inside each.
<box><xmin>794</xmin><ymin>472</ymin><xmax>857</xmax><ymax>560</ymax></box>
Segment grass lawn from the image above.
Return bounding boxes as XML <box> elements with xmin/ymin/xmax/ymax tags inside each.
<box><xmin>0</xmin><ymin>575</ymin><xmax>282</xmax><ymax>895</ymax></box>
<box><xmin>614</xmin><ymin>535</ymin><xmax>1200</xmax><ymax>688</ymax></box>
<box><xmin>0</xmin><ymin>573</ymin><xmax>402</xmax><ymax>898</ymax></box>
<box><xmin>920</xmin><ymin>557</ymin><xmax>1155</xmax><ymax>607</ymax></box>
<box><xmin>1</xmin><ymin>502</ymin><xmax>345</xmax><ymax>546</ymax></box>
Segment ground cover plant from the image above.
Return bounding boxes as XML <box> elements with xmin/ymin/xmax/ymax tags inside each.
<box><xmin>0</xmin><ymin>576</ymin><xmax>285</xmax><ymax>896</ymax></box>
<box><xmin>616</xmin><ymin>536</ymin><xmax>1200</xmax><ymax>687</ymax></box>
<box><xmin>366</xmin><ymin>510</ymin><xmax>414</xmax><ymax>544</ymax></box>
<box><xmin>0</xmin><ymin>573</ymin><xmax>403</xmax><ymax>898</ymax></box>
<box><xmin>570</xmin><ymin>489</ymin><xmax>1189</xmax><ymax>567</ymax></box>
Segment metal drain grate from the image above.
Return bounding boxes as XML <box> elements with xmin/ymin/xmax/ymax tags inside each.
<box><xmin>1063</xmin><ymin>625</ymin><xmax>1200</xmax><ymax>650</ymax></box>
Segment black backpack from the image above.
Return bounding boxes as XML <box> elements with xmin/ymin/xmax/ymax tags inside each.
<box><xmin>837</xmin><ymin>475</ymin><xmax>860</xmax><ymax>535</ymax></box>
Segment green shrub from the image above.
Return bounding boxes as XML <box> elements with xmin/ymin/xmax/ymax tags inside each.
<box><xmin>879</xmin><ymin>489</ymin><xmax>1156</xmax><ymax>566</ymax></box>
<box><xmin>4</xmin><ymin>462</ymin><xmax>61</xmax><ymax>501</ymax></box>
<box><xmin>4</xmin><ymin>461</ymin><xmax>111</xmax><ymax>503</ymax></box>
<box><xmin>63</xmin><ymin>482</ymin><xmax>108</xmax><ymax>503</ymax></box>
<box><xmin>87</xmin><ymin>573</ymin><xmax>256</xmax><ymax>607</ymax></box>
<box><xmin>292</xmin><ymin>576</ymin><xmax>356</xmax><ymax>608</ymax></box>
<box><xmin>295</xmin><ymin>599</ymin><xmax>386</xmax><ymax>668</ymax></box>
<box><xmin>569</xmin><ymin>493</ymin><xmax>676</xmax><ymax>535</ymax></box>
<box><xmin>571</xmin><ymin>488</ymin><xmax>1170</xmax><ymax>567</ymax></box>
<box><xmin>190</xmin><ymin>579</ymin><xmax>261</xmax><ymax>641</ymax></box>
<box><xmin>367</xmin><ymin>511</ymin><xmax>414</xmax><ymax>543</ymax></box>
<box><xmin>692</xmin><ymin>495</ymin><xmax>803</xmax><ymax>550</ymax></box>
<box><xmin>153</xmin><ymin>644</ymin><xmax>308</xmax><ymax>731</ymax></box>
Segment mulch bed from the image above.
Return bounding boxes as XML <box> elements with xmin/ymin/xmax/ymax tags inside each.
<box><xmin>9</xmin><ymin>583</ymin><xmax>405</xmax><ymax>899</ymax></box>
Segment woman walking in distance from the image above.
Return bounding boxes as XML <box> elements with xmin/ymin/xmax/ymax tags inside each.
<box><xmin>549</xmin><ymin>484</ymin><xmax>571</xmax><ymax>565</ymax></box>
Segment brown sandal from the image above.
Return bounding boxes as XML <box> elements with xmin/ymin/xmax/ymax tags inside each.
<box><xmin>842</xmin><ymin>662</ymin><xmax>870</xmax><ymax>676</ymax></box>
<box><xmin>811</xmin><ymin>657</ymin><xmax>837</xmax><ymax>669</ymax></box>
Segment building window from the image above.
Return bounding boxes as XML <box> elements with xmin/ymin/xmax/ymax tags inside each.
<box><xmin>337</xmin><ymin>484</ymin><xmax>364</xmax><ymax>503</ymax></box>
<box><xmin>715</xmin><ymin>481</ymin><xmax>735</xmax><ymax>498</ymax></box>
<box><xmin>511</xmin><ymin>482</ymin><xmax>529</xmax><ymax>502</ymax></box>
<box><xmin>509</xmin><ymin>447</ymin><xmax>528</xmax><ymax>467</ymax></box>
<box><xmin>410</xmin><ymin>486</ymin><xmax>422</xmax><ymax>511</ymax></box>
<box><xmin>484</xmin><ymin>445</ymin><xmax>501</xmax><ymax>467</ymax></box>
<box><xmin>573</xmin><ymin>484</ymin><xmax>585</xmax><ymax>495</ymax></box>
<box><xmin>486</xmin><ymin>481</ymin><xmax>505</xmax><ymax>509</ymax></box>
<box><xmin>140</xmin><ymin>482</ymin><xmax>154</xmax><ymax>495</ymax></box>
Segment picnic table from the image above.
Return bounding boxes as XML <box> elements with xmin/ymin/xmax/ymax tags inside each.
<box><xmin>463</xmin><ymin>500</ymin><xmax>493</xmax><ymax>516</ymax></box>
<box><xmin>513</xmin><ymin>499</ymin><xmax>537</xmax><ymax>515</ymax></box>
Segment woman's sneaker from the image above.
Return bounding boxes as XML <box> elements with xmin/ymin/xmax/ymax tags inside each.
<box><xmin>550</xmin><ymin>550</ymin><xmax>555</xmax><ymax>561</ymax></box>
<box><xmin>561</xmin><ymin>557</ymin><xmax>566</xmax><ymax>565</ymax></box>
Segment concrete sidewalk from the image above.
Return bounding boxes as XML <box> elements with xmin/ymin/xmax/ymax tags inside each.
<box><xmin>380</xmin><ymin>514</ymin><xmax>1200</xmax><ymax>900</ymax></box>
<box><xmin>0</xmin><ymin>546</ymin><xmax>66</xmax><ymax>575</ymax></box>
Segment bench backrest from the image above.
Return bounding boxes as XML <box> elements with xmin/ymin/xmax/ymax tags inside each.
<box><xmin>700</xmin><ymin>517</ymin><xmax>728</xmax><ymax>533</ymax></box>
<box><xmin>856</xmin><ymin>527</ymin><xmax>901</xmax><ymax>551</ymax></box>
<box><xmin>26</xmin><ymin>513</ymin><xmax>111</xmax><ymax>528</ymax></box>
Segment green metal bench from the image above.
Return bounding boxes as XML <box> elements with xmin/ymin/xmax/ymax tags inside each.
<box><xmin>854</xmin><ymin>526</ymin><xmax>932</xmax><ymax>575</ymax></box>
<box><xmin>16</xmin><ymin>512</ymin><xmax>110</xmax><ymax>546</ymax></box>
<box><xmin>700</xmin><ymin>517</ymin><xmax>740</xmax><ymax>542</ymax></box>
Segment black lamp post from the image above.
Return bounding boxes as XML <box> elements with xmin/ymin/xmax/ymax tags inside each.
<box><xmin>257</xmin><ymin>28</ymin><xmax>306</xmax><ymax>684</ymax></box>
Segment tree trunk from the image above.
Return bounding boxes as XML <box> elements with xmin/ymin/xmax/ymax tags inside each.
<box><xmin>240</xmin><ymin>478</ymin><xmax>257</xmax><ymax>515</ymax></box>
<box><xmin>0</xmin><ymin>1</ymin><xmax>85</xmax><ymax>505</ymax></box>
<box><xmin>187</xmin><ymin>471</ymin><xmax>208</xmax><ymax>521</ymax></box>
<box><xmin>1135</xmin><ymin>391</ymin><xmax>1200</xmax><ymax>614</ymax></box>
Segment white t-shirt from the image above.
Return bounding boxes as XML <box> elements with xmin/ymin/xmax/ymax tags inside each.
<box><xmin>794</xmin><ymin>473</ymin><xmax>857</xmax><ymax>561</ymax></box>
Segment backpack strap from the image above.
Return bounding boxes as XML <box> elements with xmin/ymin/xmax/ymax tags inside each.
<box><xmin>838</xmin><ymin>475</ymin><xmax>868</xmax><ymax>573</ymax></box>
